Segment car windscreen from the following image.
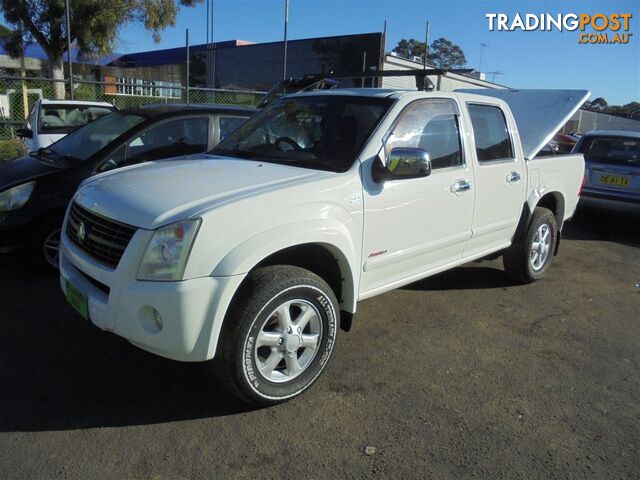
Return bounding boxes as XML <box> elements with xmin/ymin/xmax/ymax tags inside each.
<box><xmin>39</xmin><ymin>104</ymin><xmax>115</xmax><ymax>134</ymax></box>
<box><xmin>212</xmin><ymin>95</ymin><xmax>394</xmax><ymax>172</ymax></box>
<box><xmin>580</xmin><ymin>136</ymin><xmax>640</xmax><ymax>167</ymax></box>
<box><xmin>50</xmin><ymin>111</ymin><xmax>145</xmax><ymax>161</ymax></box>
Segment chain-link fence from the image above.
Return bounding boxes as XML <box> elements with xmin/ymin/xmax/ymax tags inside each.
<box><xmin>0</xmin><ymin>75</ymin><xmax>266</xmax><ymax>150</ymax></box>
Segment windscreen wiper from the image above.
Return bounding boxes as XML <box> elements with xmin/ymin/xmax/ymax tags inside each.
<box><xmin>212</xmin><ymin>147</ymin><xmax>260</xmax><ymax>159</ymax></box>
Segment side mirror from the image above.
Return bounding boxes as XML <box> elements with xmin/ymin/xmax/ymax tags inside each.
<box><xmin>15</xmin><ymin>127</ymin><xmax>33</xmax><ymax>139</ymax></box>
<box><xmin>373</xmin><ymin>147</ymin><xmax>432</xmax><ymax>183</ymax></box>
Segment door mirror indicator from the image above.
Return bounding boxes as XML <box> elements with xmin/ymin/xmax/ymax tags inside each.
<box><xmin>373</xmin><ymin>148</ymin><xmax>432</xmax><ymax>183</ymax></box>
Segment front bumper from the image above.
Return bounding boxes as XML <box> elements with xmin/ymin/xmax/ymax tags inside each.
<box><xmin>0</xmin><ymin>213</ymin><xmax>31</xmax><ymax>251</ymax></box>
<box><xmin>59</xmin><ymin>226</ymin><xmax>245</xmax><ymax>362</ymax></box>
<box><xmin>0</xmin><ymin>224</ymin><xmax>27</xmax><ymax>251</ymax></box>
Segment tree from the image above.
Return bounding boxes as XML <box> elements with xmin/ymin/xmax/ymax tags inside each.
<box><xmin>392</xmin><ymin>37</ymin><xmax>466</xmax><ymax>69</ymax></box>
<box><xmin>428</xmin><ymin>37</ymin><xmax>466</xmax><ymax>69</ymax></box>
<box><xmin>392</xmin><ymin>38</ymin><xmax>427</xmax><ymax>61</ymax></box>
<box><xmin>1</xmin><ymin>0</ymin><xmax>201</xmax><ymax>98</ymax></box>
<box><xmin>590</xmin><ymin>97</ymin><xmax>608</xmax><ymax>111</ymax></box>
<box><xmin>582</xmin><ymin>98</ymin><xmax>640</xmax><ymax>119</ymax></box>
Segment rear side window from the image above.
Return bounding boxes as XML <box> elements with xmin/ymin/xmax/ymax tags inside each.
<box><xmin>579</xmin><ymin>137</ymin><xmax>640</xmax><ymax>166</ymax></box>
<box><xmin>39</xmin><ymin>104</ymin><xmax>114</xmax><ymax>134</ymax></box>
<box><xmin>127</xmin><ymin>116</ymin><xmax>209</xmax><ymax>163</ymax></box>
<box><xmin>468</xmin><ymin>104</ymin><xmax>514</xmax><ymax>162</ymax></box>
<box><xmin>386</xmin><ymin>99</ymin><xmax>463</xmax><ymax>170</ymax></box>
<box><xmin>219</xmin><ymin>116</ymin><xmax>248</xmax><ymax>142</ymax></box>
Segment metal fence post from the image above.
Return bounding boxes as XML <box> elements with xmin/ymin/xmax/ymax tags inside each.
<box><xmin>186</xmin><ymin>28</ymin><xmax>190</xmax><ymax>105</ymax></box>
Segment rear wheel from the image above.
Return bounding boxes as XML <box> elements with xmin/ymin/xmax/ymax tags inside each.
<box><xmin>503</xmin><ymin>207</ymin><xmax>557</xmax><ymax>283</ymax></box>
<box><xmin>214</xmin><ymin>265</ymin><xmax>339</xmax><ymax>406</ymax></box>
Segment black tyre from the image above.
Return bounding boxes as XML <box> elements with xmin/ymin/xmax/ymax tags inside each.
<box><xmin>503</xmin><ymin>207</ymin><xmax>557</xmax><ymax>284</ymax></box>
<box><xmin>29</xmin><ymin>215</ymin><xmax>64</xmax><ymax>273</ymax></box>
<box><xmin>214</xmin><ymin>265</ymin><xmax>339</xmax><ymax>406</ymax></box>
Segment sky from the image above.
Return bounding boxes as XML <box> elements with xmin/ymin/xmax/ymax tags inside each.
<box><xmin>10</xmin><ymin>0</ymin><xmax>640</xmax><ymax>105</ymax></box>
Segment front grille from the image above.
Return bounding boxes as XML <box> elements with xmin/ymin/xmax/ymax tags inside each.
<box><xmin>66</xmin><ymin>202</ymin><xmax>137</xmax><ymax>268</ymax></box>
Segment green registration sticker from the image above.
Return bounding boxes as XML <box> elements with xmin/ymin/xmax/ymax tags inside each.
<box><xmin>65</xmin><ymin>278</ymin><xmax>88</xmax><ymax>320</ymax></box>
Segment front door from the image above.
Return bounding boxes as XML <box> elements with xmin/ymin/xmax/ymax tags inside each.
<box><xmin>359</xmin><ymin>98</ymin><xmax>475</xmax><ymax>297</ymax></box>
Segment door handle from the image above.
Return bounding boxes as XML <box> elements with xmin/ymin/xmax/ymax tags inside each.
<box><xmin>507</xmin><ymin>171</ymin><xmax>521</xmax><ymax>183</ymax></box>
<box><xmin>451</xmin><ymin>180</ymin><xmax>472</xmax><ymax>193</ymax></box>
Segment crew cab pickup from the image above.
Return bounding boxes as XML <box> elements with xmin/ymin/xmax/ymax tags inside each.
<box><xmin>59</xmin><ymin>88</ymin><xmax>588</xmax><ymax>405</ymax></box>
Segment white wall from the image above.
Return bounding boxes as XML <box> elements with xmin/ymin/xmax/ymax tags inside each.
<box><xmin>381</xmin><ymin>54</ymin><xmax>506</xmax><ymax>92</ymax></box>
<box><xmin>564</xmin><ymin>109</ymin><xmax>640</xmax><ymax>134</ymax></box>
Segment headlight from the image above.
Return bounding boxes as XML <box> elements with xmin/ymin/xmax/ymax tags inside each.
<box><xmin>0</xmin><ymin>181</ymin><xmax>35</xmax><ymax>211</ymax></box>
<box><xmin>137</xmin><ymin>219</ymin><xmax>200</xmax><ymax>281</ymax></box>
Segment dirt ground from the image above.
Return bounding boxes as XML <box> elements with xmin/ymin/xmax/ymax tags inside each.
<box><xmin>0</xmin><ymin>207</ymin><xmax>638</xmax><ymax>479</ymax></box>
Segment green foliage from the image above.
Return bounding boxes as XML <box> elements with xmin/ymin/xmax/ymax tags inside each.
<box><xmin>0</xmin><ymin>139</ymin><xmax>21</xmax><ymax>160</ymax></box>
<box><xmin>0</xmin><ymin>0</ymin><xmax>202</xmax><ymax>61</ymax></box>
<box><xmin>582</xmin><ymin>99</ymin><xmax>640</xmax><ymax>119</ymax></box>
<box><xmin>393</xmin><ymin>37</ymin><xmax>467</xmax><ymax>69</ymax></box>
<box><xmin>429</xmin><ymin>38</ymin><xmax>466</xmax><ymax>69</ymax></box>
<box><xmin>392</xmin><ymin>38</ymin><xmax>427</xmax><ymax>60</ymax></box>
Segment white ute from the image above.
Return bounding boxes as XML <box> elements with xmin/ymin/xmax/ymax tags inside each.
<box><xmin>59</xmin><ymin>88</ymin><xmax>588</xmax><ymax>405</ymax></box>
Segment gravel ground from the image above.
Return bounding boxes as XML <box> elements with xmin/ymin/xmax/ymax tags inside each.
<box><xmin>0</xmin><ymin>208</ymin><xmax>638</xmax><ymax>479</ymax></box>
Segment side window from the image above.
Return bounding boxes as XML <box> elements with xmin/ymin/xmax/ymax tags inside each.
<box><xmin>386</xmin><ymin>99</ymin><xmax>463</xmax><ymax>170</ymax></box>
<box><xmin>468</xmin><ymin>104</ymin><xmax>514</xmax><ymax>162</ymax></box>
<box><xmin>219</xmin><ymin>116</ymin><xmax>248</xmax><ymax>142</ymax></box>
<box><xmin>127</xmin><ymin>117</ymin><xmax>209</xmax><ymax>163</ymax></box>
<box><xmin>97</xmin><ymin>145</ymin><xmax>126</xmax><ymax>172</ymax></box>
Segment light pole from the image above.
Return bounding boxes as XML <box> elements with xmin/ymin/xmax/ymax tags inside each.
<box><xmin>423</xmin><ymin>21</ymin><xmax>430</xmax><ymax>69</ymax></box>
<box><xmin>283</xmin><ymin>0</ymin><xmax>289</xmax><ymax>80</ymax></box>
<box><xmin>64</xmin><ymin>0</ymin><xmax>73</xmax><ymax>99</ymax></box>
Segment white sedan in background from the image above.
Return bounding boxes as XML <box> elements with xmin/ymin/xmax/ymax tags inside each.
<box><xmin>16</xmin><ymin>99</ymin><xmax>115</xmax><ymax>153</ymax></box>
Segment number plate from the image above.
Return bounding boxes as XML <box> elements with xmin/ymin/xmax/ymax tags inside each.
<box><xmin>65</xmin><ymin>278</ymin><xmax>88</xmax><ymax>320</ymax></box>
<box><xmin>599</xmin><ymin>174</ymin><xmax>630</xmax><ymax>187</ymax></box>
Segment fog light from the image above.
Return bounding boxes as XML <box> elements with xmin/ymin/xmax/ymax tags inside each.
<box><xmin>139</xmin><ymin>306</ymin><xmax>163</xmax><ymax>334</ymax></box>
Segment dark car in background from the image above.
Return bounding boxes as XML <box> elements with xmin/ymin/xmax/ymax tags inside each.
<box><xmin>0</xmin><ymin>104</ymin><xmax>255</xmax><ymax>270</ymax></box>
<box><xmin>574</xmin><ymin>130</ymin><xmax>640</xmax><ymax>214</ymax></box>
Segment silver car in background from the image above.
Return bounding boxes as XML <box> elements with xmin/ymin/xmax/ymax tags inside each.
<box><xmin>574</xmin><ymin>130</ymin><xmax>640</xmax><ymax>214</ymax></box>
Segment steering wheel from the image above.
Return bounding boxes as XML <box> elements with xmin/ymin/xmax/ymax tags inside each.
<box><xmin>275</xmin><ymin>136</ymin><xmax>302</xmax><ymax>151</ymax></box>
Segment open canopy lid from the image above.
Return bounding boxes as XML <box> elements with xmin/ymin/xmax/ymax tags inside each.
<box><xmin>456</xmin><ymin>89</ymin><xmax>590</xmax><ymax>160</ymax></box>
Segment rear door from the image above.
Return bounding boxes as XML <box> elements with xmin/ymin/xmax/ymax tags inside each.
<box><xmin>463</xmin><ymin>102</ymin><xmax>527</xmax><ymax>258</ymax></box>
<box><xmin>578</xmin><ymin>135</ymin><xmax>640</xmax><ymax>201</ymax></box>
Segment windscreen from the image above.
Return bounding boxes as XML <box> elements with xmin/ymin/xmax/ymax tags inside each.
<box><xmin>50</xmin><ymin>111</ymin><xmax>145</xmax><ymax>161</ymax></box>
<box><xmin>39</xmin><ymin>104</ymin><xmax>114</xmax><ymax>134</ymax></box>
<box><xmin>579</xmin><ymin>136</ymin><xmax>640</xmax><ymax>167</ymax></box>
<box><xmin>213</xmin><ymin>95</ymin><xmax>394</xmax><ymax>172</ymax></box>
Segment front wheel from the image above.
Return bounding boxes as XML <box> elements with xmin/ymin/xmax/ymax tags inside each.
<box><xmin>214</xmin><ymin>265</ymin><xmax>339</xmax><ymax>406</ymax></box>
<box><xmin>29</xmin><ymin>215</ymin><xmax>64</xmax><ymax>273</ymax></box>
<box><xmin>503</xmin><ymin>207</ymin><xmax>557</xmax><ymax>283</ymax></box>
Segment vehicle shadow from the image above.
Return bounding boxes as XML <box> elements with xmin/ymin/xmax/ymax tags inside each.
<box><xmin>0</xmin><ymin>251</ymin><xmax>254</xmax><ymax>433</ymax></box>
<box><xmin>563</xmin><ymin>207</ymin><xmax>640</xmax><ymax>248</ymax></box>
<box><xmin>401</xmin><ymin>264</ymin><xmax>517</xmax><ymax>292</ymax></box>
